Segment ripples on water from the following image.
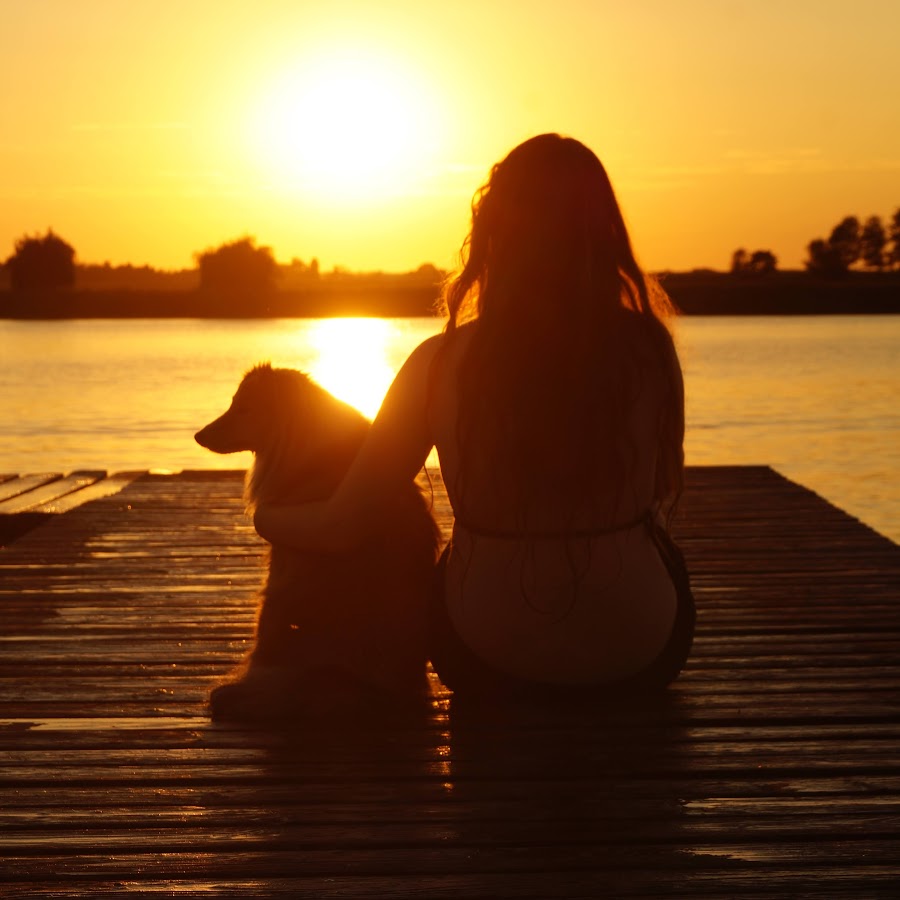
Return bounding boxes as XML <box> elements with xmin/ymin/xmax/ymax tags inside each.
<box><xmin>1</xmin><ymin>315</ymin><xmax>898</xmax><ymax>543</ymax></box>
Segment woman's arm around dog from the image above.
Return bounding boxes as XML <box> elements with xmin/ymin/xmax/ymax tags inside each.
<box><xmin>253</xmin><ymin>335</ymin><xmax>441</xmax><ymax>552</ymax></box>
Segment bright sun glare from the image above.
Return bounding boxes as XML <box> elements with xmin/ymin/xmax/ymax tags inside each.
<box><xmin>306</xmin><ymin>318</ymin><xmax>396</xmax><ymax>419</ymax></box>
<box><xmin>251</xmin><ymin>51</ymin><xmax>435</xmax><ymax>201</ymax></box>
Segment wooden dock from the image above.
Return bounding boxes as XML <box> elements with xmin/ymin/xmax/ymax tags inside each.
<box><xmin>1</xmin><ymin>466</ymin><xmax>899</xmax><ymax>897</ymax></box>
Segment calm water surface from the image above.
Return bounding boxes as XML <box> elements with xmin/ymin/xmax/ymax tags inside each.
<box><xmin>1</xmin><ymin>316</ymin><xmax>898</xmax><ymax>543</ymax></box>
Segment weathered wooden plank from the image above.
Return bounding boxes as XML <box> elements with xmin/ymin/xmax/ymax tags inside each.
<box><xmin>3</xmin><ymin>675</ymin><xmax>899</xmax><ymax>708</ymax></box>
<box><xmin>1</xmin><ymin>746</ymin><xmax>899</xmax><ymax>784</ymax></box>
<box><xmin>32</xmin><ymin>470</ymin><xmax>142</xmax><ymax>513</ymax></box>
<box><xmin>5</xmin><ymin>775</ymin><xmax>900</xmax><ymax>816</ymax></box>
<box><xmin>2</xmin><ymin>640</ymin><xmax>898</xmax><ymax>671</ymax></box>
<box><xmin>2</xmin><ymin>796</ymin><xmax>897</xmax><ymax>837</ymax></box>
<box><xmin>0</xmin><ymin>473</ymin><xmax>63</xmax><ymax>503</ymax></box>
<box><xmin>1</xmin><ymin>692</ymin><xmax>899</xmax><ymax>723</ymax></box>
<box><xmin>0</xmin><ymin>721</ymin><xmax>896</xmax><ymax>764</ymax></box>
<box><xmin>0</xmin><ymin>471</ymin><xmax>109</xmax><ymax>514</ymax></box>
<box><xmin>2</xmin><ymin>805</ymin><xmax>899</xmax><ymax>854</ymax></box>
<box><xmin>2</xmin><ymin>839</ymin><xmax>899</xmax><ymax>881</ymax></box>
<box><xmin>2</xmin><ymin>874</ymin><xmax>899</xmax><ymax>899</ymax></box>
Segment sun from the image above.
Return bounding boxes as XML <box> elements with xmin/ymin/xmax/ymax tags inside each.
<box><xmin>250</xmin><ymin>51</ymin><xmax>436</xmax><ymax>201</ymax></box>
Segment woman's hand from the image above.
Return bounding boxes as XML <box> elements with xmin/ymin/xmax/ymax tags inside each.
<box><xmin>252</xmin><ymin>499</ymin><xmax>363</xmax><ymax>553</ymax></box>
<box><xmin>252</xmin><ymin>503</ymin><xmax>276</xmax><ymax>544</ymax></box>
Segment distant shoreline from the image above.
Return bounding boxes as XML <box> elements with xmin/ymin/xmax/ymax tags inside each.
<box><xmin>2</xmin><ymin>272</ymin><xmax>898</xmax><ymax>318</ymax></box>
<box><xmin>662</xmin><ymin>271</ymin><xmax>900</xmax><ymax>316</ymax></box>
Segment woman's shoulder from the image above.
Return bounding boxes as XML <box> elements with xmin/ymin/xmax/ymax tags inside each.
<box><xmin>394</xmin><ymin>325</ymin><xmax>468</xmax><ymax>389</ymax></box>
<box><xmin>412</xmin><ymin>322</ymin><xmax>478</xmax><ymax>369</ymax></box>
<box><xmin>402</xmin><ymin>329</ymin><xmax>450</xmax><ymax>372</ymax></box>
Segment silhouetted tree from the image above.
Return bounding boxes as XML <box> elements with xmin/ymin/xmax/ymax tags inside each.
<box><xmin>890</xmin><ymin>208</ymin><xmax>900</xmax><ymax>270</ymax></box>
<box><xmin>410</xmin><ymin>263</ymin><xmax>445</xmax><ymax>284</ymax></box>
<box><xmin>748</xmin><ymin>250</ymin><xmax>777</xmax><ymax>275</ymax></box>
<box><xmin>195</xmin><ymin>237</ymin><xmax>278</xmax><ymax>294</ymax></box>
<box><xmin>828</xmin><ymin>216</ymin><xmax>861</xmax><ymax>270</ymax></box>
<box><xmin>6</xmin><ymin>229</ymin><xmax>76</xmax><ymax>290</ymax></box>
<box><xmin>730</xmin><ymin>248</ymin><xmax>749</xmax><ymax>274</ymax></box>
<box><xmin>805</xmin><ymin>238</ymin><xmax>844</xmax><ymax>276</ymax></box>
<box><xmin>859</xmin><ymin>216</ymin><xmax>887</xmax><ymax>270</ymax></box>
<box><xmin>731</xmin><ymin>247</ymin><xmax>777</xmax><ymax>276</ymax></box>
<box><xmin>806</xmin><ymin>215</ymin><xmax>864</xmax><ymax>276</ymax></box>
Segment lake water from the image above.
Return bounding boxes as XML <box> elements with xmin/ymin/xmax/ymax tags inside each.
<box><xmin>1</xmin><ymin>315</ymin><xmax>898</xmax><ymax>544</ymax></box>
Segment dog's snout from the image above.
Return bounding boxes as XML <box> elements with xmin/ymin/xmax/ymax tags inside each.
<box><xmin>194</xmin><ymin>412</ymin><xmax>251</xmax><ymax>454</ymax></box>
<box><xmin>194</xmin><ymin>420</ymin><xmax>224</xmax><ymax>451</ymax></box>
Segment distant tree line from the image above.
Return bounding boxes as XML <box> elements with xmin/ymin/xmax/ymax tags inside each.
<box><xmin>729</xmin><ymin>208</ymin><xmax>900</xmax><ymax>278</ymax></box>
<box><xmin>1</xmin><ymin>231</ymin><xmax>443</xmax><ymax>296</ymax></box>
<box><xmin>7</xmin><ymin>215</ymin><xmax>900</xmax><ymax>297</ymax></box>
<box><xmin>77</xmin><ymin>261</ymin><xmax>197</xmax><ymax>291</ymax></box>
<box><xmin>805</xmin><ymin>210</ymin><xmax>900</xmax><ymax>276</ymax></box>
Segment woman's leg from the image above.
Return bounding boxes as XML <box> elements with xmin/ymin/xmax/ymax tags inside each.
<box><xmin>427</xmin><ymin>543</ymin><xmax>525</xmax><ymax>698</ymax></box>
<box><xmin>612</xmin><ymin>525</ymin><xmax>696</xmax><ymax>695</ymax></box>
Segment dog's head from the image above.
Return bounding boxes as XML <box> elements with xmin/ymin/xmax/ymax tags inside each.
<box><xmin>196</xmin><ymin>364</ymin><xmax>288</xmax><ymax>455</ymax></box>
<box><xmin>196</xmin><ymin>362</ymin><xmax>367</xmax><ymax>454</ymax></box>
<box><xmin>195</xmin><ymin>363</ymin><xmax>369</xmax><ymax>507</ymax></box>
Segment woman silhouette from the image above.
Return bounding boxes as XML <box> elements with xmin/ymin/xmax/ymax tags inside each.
<box><xmin>255</xmin><ymin>133</ymin><xmax>693</xmax><ymax>701</ymax></box>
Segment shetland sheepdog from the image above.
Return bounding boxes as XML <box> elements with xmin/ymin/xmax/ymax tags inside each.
<box><xmin>195</xmin><ymin>363</ymin><xmax>440</xmax><ymax>720</ymax></box>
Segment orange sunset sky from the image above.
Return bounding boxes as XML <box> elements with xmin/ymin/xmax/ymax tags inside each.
<box><xmin>3</xmin><ymin>0</ymin><xmax>899</xmax><ymax>274</ymax></box>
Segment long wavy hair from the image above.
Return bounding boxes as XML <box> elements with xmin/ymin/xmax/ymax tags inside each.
<box><xmin>439</xmin><ymin>134</ymin><xmax>684</xmax><ymax>535</ymax></box>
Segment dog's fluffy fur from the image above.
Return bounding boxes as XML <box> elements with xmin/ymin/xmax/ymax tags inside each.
<box><xmin>195</xmin><ymin>363</ymin><xmax>441</xmax><ymax>721</ymax></box>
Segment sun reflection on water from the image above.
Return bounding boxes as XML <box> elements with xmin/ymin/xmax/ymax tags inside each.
<box><xmin>305</xmin><ymin>318</ymin><xmax>397</xmax><ymax>420</ymax></box>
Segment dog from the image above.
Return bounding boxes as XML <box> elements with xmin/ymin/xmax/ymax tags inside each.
<box><xmin>195</xmin><ymin>363</ymin><xmax>441</xmax><ymax>721</ymax></box>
